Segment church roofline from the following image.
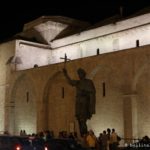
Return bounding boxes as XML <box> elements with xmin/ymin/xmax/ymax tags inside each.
<box><xmin>87</xmin><ymin>6</ymin><xmax>150</xmax><ymax>30</ymax></box>
<box><xmin>50</xmin><ymin>11</ymin><xmax>150</xmax><ymax>49</ymax></box>
<box><xmin>23</xmin><ymin>15</ymin><xmax>90</xmax><ymax>31</ymax></box>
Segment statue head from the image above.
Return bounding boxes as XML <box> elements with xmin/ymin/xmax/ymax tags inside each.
<box><xmin>77</xmin><ymin>68</ymin><xmax>86</xmax><ymax>79</ymax></box>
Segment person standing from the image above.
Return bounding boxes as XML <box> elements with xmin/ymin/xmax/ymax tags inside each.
<box><xmin>110</xmin><ymin>129</ymin><xmax>118</xmax><ymax>150</ymax></box>
<box><xmin>106</xmin><ymin>128</ymin><xmax>111</xmax><ymax>150</ymax></box>
<box><xmin>86</xmin><ymin>130</ymin><xmax>97</xmax><ymax>150</ymax></box>
<box><xmin>101</xmin><ymin>130</ymin><xmax>108</xmax><ymax>150</ymax></box>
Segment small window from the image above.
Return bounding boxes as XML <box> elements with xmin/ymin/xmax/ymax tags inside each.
<box><xmin>136</xmin><ymin>40</ymin><xmax>140</xmax><ymax>47</ymax></box>
<box><xmin>34</xmin><ymin>64</ymin><xmax>38</xmax><ymax>68</ymax></box>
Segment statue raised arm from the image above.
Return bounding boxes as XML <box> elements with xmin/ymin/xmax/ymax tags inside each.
<box><xmin>63</xmin><ymin>68</ymin><xmax>78</xmax><ymax>86</ymax></box>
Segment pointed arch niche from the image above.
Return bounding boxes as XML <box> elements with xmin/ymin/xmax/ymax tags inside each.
<box><xmin>43</xmin><ymin>71</ymin><xmax>75</xmax><ymax>137</ymax></box>
<box><xmin>9</xmin><ymin>74</ymin><xmax>37</xmax><ymax>135</ymax></box>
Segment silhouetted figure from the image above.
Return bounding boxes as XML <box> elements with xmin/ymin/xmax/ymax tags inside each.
<box><xmin>86</xmin><ymin>129</ymin><xmax>97</xmax><ymax>149</ymax></box>
<box><xmin>101</xmin><ymin>130</ymin><xmax>108</xmax><ymax>150</ymax></box>
<box><xmin>44</xmin><ymin>130</ymin><xmax>52</xmax><ymax>141</ymax></box>
<box><xmin>63</xmin><ymin>68</ymin><xmax>96</xmax><ymax>137</ymax></box>
<box><xmin>20</xmin><ymin>130</ymin><xmax>23</xmax><ymax>136</ymax></box>
<box><xmin>107</xmin><ymin>128</ymin><xmax>111</xmax><ymax>150</ymax></box>
<box><xmin>140</xmin><ymin>135</ymin><xmax>150</xmax><ymax>144</ymax></box>
<box><xmin>110</xmin><ymin>129</ymin><xmax>118</xmax><ymax>150</ymax></box>
<box><xmin>98</xmin><ymin>133</ymin><xmax>103</xmax><ymax>150</ymax></box>
<box><xmin>22</xmin><ymin>130</ymin><xmax>26</xmax><ymax>136</ymax></box>
<box><xmin>68</xmin><ymin>132</ymin><xmax>75</xmax><ymax>139</ymax></box>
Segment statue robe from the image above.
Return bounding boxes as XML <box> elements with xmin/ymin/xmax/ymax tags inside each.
<box><xmin>69</xmin><ymin>78</ymin><xmax>96</xmax><ymax>120</ymax></box>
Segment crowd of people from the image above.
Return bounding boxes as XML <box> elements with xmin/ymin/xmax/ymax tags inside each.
<box><xmin>85</xmin><ymin>128</ymin><xmax>121</xmax><ymax>150</ymax></box>
<box><xmin>18</xmin><ymin>128</ymin><xmax>121</xmax><ymax>150</ymax></box>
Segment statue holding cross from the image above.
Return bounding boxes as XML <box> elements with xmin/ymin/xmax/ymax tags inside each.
<box><xmin>60</xmin><ymin>53</ymin><xmax>71</xmax><ymax>68</ymax></box>
<box><xmin>62</xmin><ymin>60</ymin><xmax>96</xmax><ymax>137</ymax></box>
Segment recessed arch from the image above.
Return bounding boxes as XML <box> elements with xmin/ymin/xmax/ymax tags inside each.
<box><xmin>132</xmin><ymin>62</ymin><xmax>150</xmax><ymax>92</ymax></box>
<box><xmin>43</xmin><ymin>71</ymin><xmax>75</xmax><ymax>136</ymax></box>
<box><xmin>131</xmin><ymin>61</ymin><xmax>150</xmax><ymax>138</ymax></box>
<box><xmin>9</xmin><ymin>73</ymin><xmax>37</xmax><ymax>135</ymax></box>
<box><xmin>43</xmin><ymin>71</ymin><xmax>62</xmax><ymax>103</ymax></box>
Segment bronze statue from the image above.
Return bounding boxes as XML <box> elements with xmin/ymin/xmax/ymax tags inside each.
<box><xmin>63</xmin><ymin>68</ymin><xmax>96</xmax><ymax>137</ymax></box>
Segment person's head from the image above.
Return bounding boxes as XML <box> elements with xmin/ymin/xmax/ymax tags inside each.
<box><xmin>77</xmin><ymin>68</ymin><xmax>86</xmax><ymax>79</ymax></box>
<box><xmin>88</xmin><ymin>129</ymin><xmax>94</xmax><ymax>135</ymax></box>
<box><xmin>112</xmin><ymin>128</ymin><xmax>115</xmax><ymax>132</ymax></box>
<box><xmin>107</xmin><ymin>128</ymin><xmax>111</xmax><ymax>133</ymax></box>
<box><xmin>103</xmin><ymin>130</ymin><xmax>106</xmax><ymax>134</ymax></box>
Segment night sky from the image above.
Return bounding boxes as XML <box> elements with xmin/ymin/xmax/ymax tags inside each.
<box><xmin>0</xmin><ymin>0</ymin><xmax>149</xmax><ymax>41</ymax></box>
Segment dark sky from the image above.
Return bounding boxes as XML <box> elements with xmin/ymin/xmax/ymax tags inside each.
<box><xmin>0</xmin><ymin>0</ymin><xmax>149</xmax><ymax>41</ymax></box>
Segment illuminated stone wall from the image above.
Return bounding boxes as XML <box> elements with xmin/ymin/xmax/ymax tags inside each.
<box><xmin>15</xmin><ymin>13</ymin><xmax>150</xmax><ymax>70</ymax></box>
<box><xmin>1</xmin><ymin>13</ymin><xmax>150</xmax><ymax>140</ymax></box>
<box><xmin>5</xmin><ymin>44</ymin><xmax>150</xmax><ymax>140</ymax></box>
<box><xmin>6</xmin><ymin>73</ymin><xmax>37</xmax><ymax>135</ymax></box>
<box><xmin>0</xmin><ymin>40</ymin><xmax>16</xmax><ymax>133</ymax></box>
<box><xmin>51</xmin><ymin>13</ymin><xmax>150</xmax><ymax>48</ymax></box>
<box><xmin>15</xmin><ymin>40</ymin><xmax>51</xmax><ymax>70</ymax></box>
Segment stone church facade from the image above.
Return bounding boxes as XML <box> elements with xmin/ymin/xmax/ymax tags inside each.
<box><xmin>0</xmin><ymin>11</ymin><xmax>150</xmax><ymax>142</ymax></box>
